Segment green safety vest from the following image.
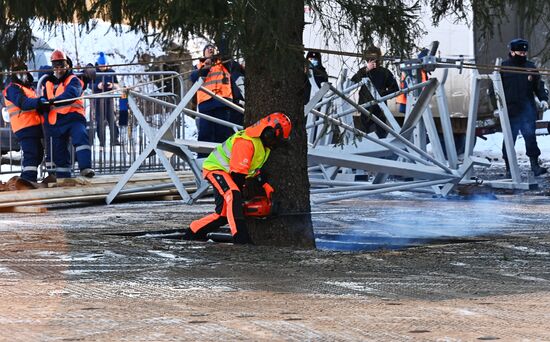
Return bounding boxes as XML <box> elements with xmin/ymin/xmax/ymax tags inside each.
<box><xmin>203</xmin><ymin>130</ymin><xmax>270</xmax><ymax>177</ymax></box>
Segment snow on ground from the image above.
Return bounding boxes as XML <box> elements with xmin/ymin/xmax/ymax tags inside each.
<box><xmin>474</xmin><ymin>132</ymin><xmax>550</xmax><ymax>162</ymax></box>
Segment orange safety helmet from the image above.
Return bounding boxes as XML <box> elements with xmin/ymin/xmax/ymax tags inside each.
<box><xmin>245</xmin><ymin>112</ymin><xmax>292</xmax><ymax>140</ymax></box>
<box><xmin>51</xmin><ymin>49</ymin><xmax>67</xmax><ymax>62</ymax></box>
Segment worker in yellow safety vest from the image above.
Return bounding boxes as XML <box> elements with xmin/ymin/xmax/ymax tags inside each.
<box><xmin>187</xmin><ymin>112</ymin><xmax>292</xmax><ymax>244</ymax></box>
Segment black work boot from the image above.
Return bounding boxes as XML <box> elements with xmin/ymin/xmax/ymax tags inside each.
<box><xmin>181</xmin><ymin>228</ymin><xmax>209</xmax><ymax>241</ymax></box>
<box><xmin>530</xmin><ymin>157</ymin><xmax>547</xmax><ymax>176</ymax></box>
<box><xmin>80</xmin><ymin>168</ymin><xmax>95</xmax><ymax>178</ymax></box>
<box><xmin>233</xmin><ymin>220</ymin><xmax>252</xmax><ymax>244</ymax></box>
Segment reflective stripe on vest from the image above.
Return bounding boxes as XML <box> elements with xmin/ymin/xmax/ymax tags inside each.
<box><xmin>2</xmin><ymin>83</ymin><xmax>42</xmax><ymax>133</ymax></box>
<box><xmin>45</xmin><ymin>75</ymin><xmax>85</xmax><ymax>125</ymax></box>
<box><xmin>196</xmin><ymin>63</ymin><xmax>233</xmax><ymax>104</ymax></box>
<box><xmin>22</xmin><ymin>166</ymin><xmax>38</xmax><ymax>172</ymax></box>
<box><xmin>202</xmin><ymin>130</ymin><xmax>270</xmax><ymax>177</ymax></box>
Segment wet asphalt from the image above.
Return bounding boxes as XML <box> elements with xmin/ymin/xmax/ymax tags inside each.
<box><xmin>1</xmin><ymin>188</ymin><xmax>549</xmax><ymax>300</ymax></box>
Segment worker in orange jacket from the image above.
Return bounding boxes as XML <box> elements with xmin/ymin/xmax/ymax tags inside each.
<box><xmin>190</xmin><ymin>44</ymin><xmax>245</xmax><ymax>156</ymax></box>
<box><xmin>396</xmin><ymin>48</ymin><xmax>429</xmax><ymax>114</ymax></box>
<box><xmin>40</xmin><ymin>50</ymin><xmax>94</xmax><ymax>179</ymax></box>
<box><xmin>2</xmin><ymin>59</ymin><xmax>46</xmax><ymax>183</ymax></box>
<box><xmin>187</xmin><ymin>112</ymin><xmax>292</xmax><ymax>244</ymax></box>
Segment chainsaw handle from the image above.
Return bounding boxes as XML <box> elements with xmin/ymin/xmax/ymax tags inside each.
<box><xmin>262</xmin><ymin>182</ymin><xmax>275</xmax><ymax>200</ymax></box>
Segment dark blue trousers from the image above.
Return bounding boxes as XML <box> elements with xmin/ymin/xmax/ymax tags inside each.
<box><xmin>94</xmin><ymin>98</ymin><xmax>119</xmax><ymax>147</ymax></box>
<box><xmin>502</xmin><ymin>104</ymin><xmax>541</xmax><ymax>159</ymax></box>
<box><xmin>197</xmin><ymin>107</ymin><xmax>243</xmax><ymax>157</ymax></box>
<box><xmin>16</xmin><ymin>128</ymin><xmax>44</xmax><ymax>182</ymax></box>
<box><xmin>46</xmin><ymin>118</ymin><xmax>92</xmax><ymax>178</ymax></box>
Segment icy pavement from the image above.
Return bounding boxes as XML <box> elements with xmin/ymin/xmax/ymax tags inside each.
<box><xmin>0</xmin><ymin>194</ymin><xmax>549</xmax><ymax>340</ymax></box>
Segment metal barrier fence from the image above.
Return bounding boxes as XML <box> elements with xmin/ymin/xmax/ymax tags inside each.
<box><xmin>1</xmin><ymin>71</ymin><xmax>190</xmax><ymax>179</ymax></box>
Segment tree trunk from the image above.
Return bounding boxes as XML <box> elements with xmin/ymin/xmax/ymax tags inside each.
<box><xmin>243</xmin><ymin>1</ymin><xmax>315</xmax><ymax>248</ymax></box>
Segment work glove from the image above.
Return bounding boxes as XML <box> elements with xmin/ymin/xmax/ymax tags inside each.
<box><xmin>37</xmin><ymin>97</ymin><xmax>53</xmax><ymax>110</ymax></box>
<box><xmin>198</xmin><ymin>68</ymin><xmax>210</xmax><ymax>77</ymax></box>
<box><xmin>541</xmin><ymin>100</ymin><xmax>549</xmax><ymax>111</ymax></box>
<box><xmin>230</xmin><ymin>172</ymin><xmax>247</xmax><ymax>192</ymax></box>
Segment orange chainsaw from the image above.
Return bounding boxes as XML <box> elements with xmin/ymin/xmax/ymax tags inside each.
<box><xmin>243</xmin><ymin>195</ymin><xmax>272</xmax><ymax>217</ymax></box>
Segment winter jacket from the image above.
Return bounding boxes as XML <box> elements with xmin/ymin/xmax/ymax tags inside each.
<box><xmin>92</xmin><ymin>67</ymin><xmax>118</xmax><ymax>93</ymax></box>
<box><xmin>501</xmin><ymin>57</ymin><xmax>548</xmax><ymax>116</ymax></box>
<box><xmin>304</xmin><ymin>64</ymin><xmax>329</xmax><ymax>104</ymax></box>
<box><xmin>43</xmin><ymin>72</ymin><xmax>86</xmax><ymax>126</ymax></box>
<box><xmin>351</xmin><ymin>66</ymin><xmax>399</xmax><ymax>106</ymax></box>
<box><xmin>3</xmin><ymin>82</ymin><xmax>43</xmax><ymax>136</ymax></box>
<box><xmin>202</xmin><ymin>130</ymin><xmax>270</xmax><ymax>177</ymax></box>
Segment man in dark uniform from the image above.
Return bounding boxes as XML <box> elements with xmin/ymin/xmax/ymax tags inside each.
<box><xmin>41</xmin><ymin>49</ymin><xmax>94</xmax><ymax>179</ymax></box>
<box><xmin>501</xmin><ymin>38</ymin><xmax>549</xmax><ymax>176</ymax></box>
<box><xmin>351</xmin><ymin>45</ymin><xmax>399</xmax><ymax>138</ymax></box>
<box><xmin>304</xmin><ymin>51</ymin><xmax>329</xmax><ymax>104</ymax></box>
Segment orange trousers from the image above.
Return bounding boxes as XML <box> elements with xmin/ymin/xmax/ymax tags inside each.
<box><xmin>190</xmin><ymin>170</ymin><xmax>247</xmax><ymax>238</ymax></box>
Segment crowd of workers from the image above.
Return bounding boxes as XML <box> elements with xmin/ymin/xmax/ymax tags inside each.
<box><xmin>3</xmin><ymin>50</ymin><xmax>95</xmax><ymax>186</ymax></box>
<box><xmin>1</xmin><ymin>49</ymin><xmax>130</xmax><ymax>187</ymax></box>
<box><xmin>1</xmin><ymin>38</ymin><xmax>548</xmax><ymax>242</ymax></box>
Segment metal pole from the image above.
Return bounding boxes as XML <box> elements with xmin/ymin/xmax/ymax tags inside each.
<box><xmin>119</xmin><ymin>181</ymin><xmax>196</xmax><ymax>194</ymax></box>
<box><xmin>311</xmin><ymin>179</ymin><xmax>431</xmax><ymax>194</ymax></box>
<box><xmin>309</xmin><ymin>108</ymin><xmax>434</xmax><ymax>166</ymax></box>
<box><xmin>130</xmin><ymin>91</ymin><xmax>243</xmax><ymax>130</ymax></box>
<box><xmin>199</xmin><ymin>86</ymin><xmax>244</xmax><ymax>113</ymax></box>
<box><xmin>306</xmin><ymin>80</ymin><xmax>432</xmax><ymax>130</ymax></box>
<box><xmin>312</xmin><ymin>178</ymin><xmax>453</xmax><ymax>204</ymax></box>
<box><xmin>328</xmin><ymin>83</ymin><xmax>454</xmax><ymax>173</ymax></box>
<box><xmin>435</xmin><ymin>69</ymin><xmax>458</xmax><ymax>168</ymax></box>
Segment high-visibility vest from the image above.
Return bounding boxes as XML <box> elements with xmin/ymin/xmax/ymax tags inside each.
<box><xmin>396</xmin><ymin>70</ymin><xmax>428</xmax><ymax>105</ymax></box>
<box><xmin>45</xmin><ymin>74</ymin><xmax>85</xmax><ymax>125</ymax></box>
<box><xmin>2</xmin><ymin>83</ymin><xmax>43</xmax><ymax>133</ymax></box>
<box><xmin>203</xmin><ymin>130</ymin><xmax>270</xmax><ymax>177</ymax></box>
<box><xmin>196</xmin><ymin>62</ymin><xmax>233</xmax><ymax>104</ymax></box>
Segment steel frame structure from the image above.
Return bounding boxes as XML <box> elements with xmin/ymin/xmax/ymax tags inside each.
<box><xmin>106</xmin><ymin>56</ymin><xmax>531</xmax><ymax>206</ymax></box>
<box><xmin>304</xmin><ymin>75</ymin><xmax>490</xmax><ymax>204</ymax></box>
<box><xmin>106</xmin><ymin>78</ymin><xmax>246</xmax><ymax>204</ymax></box>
